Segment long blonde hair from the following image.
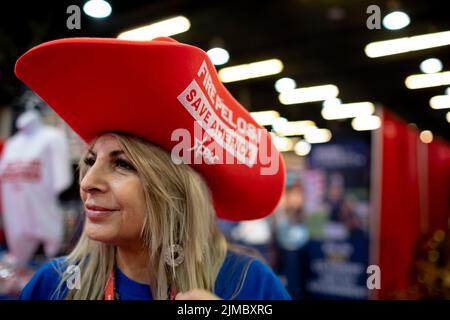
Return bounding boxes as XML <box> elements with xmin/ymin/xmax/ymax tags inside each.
<box><xmin>56</xmin><ymin>133</ymin><xmax>227</xmax><ymax>299</ymax></box>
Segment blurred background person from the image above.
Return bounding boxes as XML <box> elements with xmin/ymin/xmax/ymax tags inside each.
<box><xmin>273</xmin><ymin>178</ymin><xmax>309</xmax><ymax>299</ymax></box>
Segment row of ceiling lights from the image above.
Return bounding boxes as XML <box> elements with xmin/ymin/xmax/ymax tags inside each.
<box><xmin>255</xmin><ymin>10</ymin><xmax>414</xmax><ymax>154</ymax></box>
<box><xmin>385</xmin><ymin>9</ymin><xmax>448</xmax><ymax>144</ymax></box>
<box><xmin>364</xmin><ymin>9</ymin><xmax>449</xmax><ymax>130</ymax></box>
<box><xmin>81</xmin><ymin>2</ymin><xmax>448</xmax><ymax>155</ymax></box>
<box><xmin>268</xmin><ymin>9</ymin><xmax>450</xmax><ymax>154</ymax></box>
<box><xmin>264</xmin><ymin>8</ymin><xmax>450</xmax><ymax>154</ymax></box>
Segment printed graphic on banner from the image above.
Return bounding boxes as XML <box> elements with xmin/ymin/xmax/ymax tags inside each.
<box><xmin>0</xmin><ymin>160</ymin><xmax>42</xmax><ymax>182</ymax></box>
<box><xmin>302</xmin><ymin>140</ymin><xmax>371</xmax><ymax>300</ymax></box>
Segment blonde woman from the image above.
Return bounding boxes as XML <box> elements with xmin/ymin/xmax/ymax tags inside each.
<box><xmin>15</xmin><ymin>37</ymin><xmax>289</xmax><ymax>300</ymax></box>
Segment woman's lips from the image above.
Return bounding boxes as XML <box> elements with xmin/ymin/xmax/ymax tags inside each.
<box><xmin>85</xmin><ymin>204</ymin><xmax>118</xmax><ymax>220</ymax></box>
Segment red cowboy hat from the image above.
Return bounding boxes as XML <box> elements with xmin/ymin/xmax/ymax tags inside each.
<box><xmin>15</xmin><ymin>37</ymin><xmax>285</xmax><ymax>221</ymax></box>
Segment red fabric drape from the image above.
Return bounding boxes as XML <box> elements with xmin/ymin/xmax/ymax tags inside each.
<box><xmin>427</xmin><ymin>140</ymin><xmax>450</xmax><ymax>233</ymax></box>
<box><xmin>378</xmin><ymin>110</ymin><xmax>421</xmax><ymax>298</ymax></box>
<box><xmin>377</xmin><ymin>110</ymin><xmax>450</xmax><ymax>299</ymax></box>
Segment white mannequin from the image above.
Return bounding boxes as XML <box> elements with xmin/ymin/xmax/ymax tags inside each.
<box><xmin>0</xmin><ymin>109</ymin><xmax>72</xmax><ymax>267</ymax></box>
<box><xmin>16</xmin><ymin>109</ymin><xmax>42</xmax><ymax>134</ymax></box>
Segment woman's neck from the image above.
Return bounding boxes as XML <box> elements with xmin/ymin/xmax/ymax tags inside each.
<box><xmin>116</xmin><ymin>243</ymin><xmax>151</xmax><ymax>285</ymax></box>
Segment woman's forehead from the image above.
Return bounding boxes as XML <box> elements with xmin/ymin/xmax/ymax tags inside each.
<box><xmin>90</xmin><ymin>134</ymin><xmax>123</xmax><ymax>153</ymax></box>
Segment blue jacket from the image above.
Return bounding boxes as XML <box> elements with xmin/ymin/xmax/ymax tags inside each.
<box><xmin>19</xmin><ymin>250</ymin><xmax>291</xmax><ymax>300</ymax></box>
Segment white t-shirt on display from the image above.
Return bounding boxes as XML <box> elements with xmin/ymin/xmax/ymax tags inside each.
<box><xmin>0</xmin><ymin>112</ymin><xmax>72</xmax><ymax>265</ymax></box>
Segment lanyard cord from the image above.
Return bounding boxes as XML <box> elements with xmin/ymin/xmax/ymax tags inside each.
<box><xmin>104</xmin><ymin>270</ymin><xmax>116</xmax><ymax>300</ymax></box>
<box><xmin>104</xmin><ymin>270</ymin><xmax>176</xmax><ymax>300</ymax></box>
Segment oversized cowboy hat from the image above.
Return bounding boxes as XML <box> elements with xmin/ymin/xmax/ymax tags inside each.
<box><xmin>15</xmin><ymin>37</ymin><xmax>285</xmax><ymax>221</ymax></box>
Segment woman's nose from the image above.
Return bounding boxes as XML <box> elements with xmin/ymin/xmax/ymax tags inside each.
<box><xmin>80</xmin><ymin>163</ymin><xmax>108</xmax><ymax>194</ymax></box>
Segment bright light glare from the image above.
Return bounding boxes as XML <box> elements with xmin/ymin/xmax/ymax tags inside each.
<box><xmin>218</xmin><ymin>59</ymin><xmax>284</xmax><ymax>83</ymax></box>
<box><xmin>83</xmin><ymin>0</ymin><xmax>112</xmax><ymax>18</ymax></box>
<box><xmin>279</xmin><ymin>85</ymin><xmax>339</xmax><ymax>105</ymax></box>
<box><xmin>273</xmin><ymin>121</ymin><xmax>316</xmax><ymax>136</ymax></box>
<box><xmin>405</xmin><ymin>71</ymin><xmax>450</xmax><ymax>89</ymax></box>
<box><xmin>420</xmin><ymin>58</ymin><xmax>443</xmax><ymax>74</ymax></box>
<box><xmin>275</xmin><ymin>78</ymin><xmax>297</xmax><ymax>93</ymax></box>
<box><xmin>322</xmin><ymin>98</ymin><xmax>342</xmax><ymax>108</ymax></box>
<box><xmin>272</xmin><ymin>117</ymin><xmax>288</xmax><ymax>132</ymax></box>
<box><xmin>351</xmin><ymin>115</ymin><xmax>381</xmax><ymax>131</ymax></box>
<box><xmin>429</xmin><ymin>95</ymin><xmax>450</xmax><ymax>109</ymax></box>
<box><xmin>322</xmin><ymin>102</ymin><xmax>375</xmax><ymax>120</ymax></box>
<box><xmin>365</xmin><ymin>30</ymin><xmax>450</xmax><ymax>58</ymax></box>
<box><xmin>294</xmin><ymin>140</ymin><xmax>311</xmax><ymax>156</ymax></box>
<box><xmin>250</xmin><ymin>110</ymin><xmax>280</xmax><ymax>126</ymax></box>
<box><xmin>382</xmin><ymin>11</ymin><xmax>410</xmax><ymax>30</ymax></box>
<box><xmin>118</xmin><ymin>16</ymin><xmax>191</xmax><ymax>40</ymax></box>
<box><xmin>304</xmin><ymin>128</ymin><xmax>332</xmax><ymax>144</ymax></box>
<box><xmin>419</xmin><ymin>130</ymin><xmax>433</xmax><ymax>144</ymax></box>
<box><xmin>206</xmin><ymin>47</ymin><xmax>230</xmax><ymax>66</ymax></box>
<box><xmin>273</xmin><ymin>136</ymin><xmax>294</xmax><ymax>152</ymax></box>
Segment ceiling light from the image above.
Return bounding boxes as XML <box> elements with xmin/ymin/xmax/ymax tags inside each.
<box><xmin>273</xmin><ymin>136</ymin><xmax>294</xmax><ymax>152</ymax></box>
<box><xmin>321</xmin><ymin>102</ymin><xmax>375</xmax><ymax>120</ymax></box>
<box><xmin>294</xmin><ymin>140</ymin><xmax>311</xmax><ymax>156</ymax></box>
<box><xmin>405</xmin><ymin>71</ymin><xmax>450</xmax><ymax>89</ymax></box>
<box><xmin>304</xmin><ymin>128</ymin><xmax>332</xmax><ymax>144</ymax></box>
<box><xmin>429</xmin><ymin>95</ymin><xmax>450</xmax><ymax>109</ymax></box>
<box><xmin>275</xmin><ymin>78</ymin><xmax>296</xmax><ymax>93</ymax></box>
<box><xmin>382</xmin><ymin>11</ymin><xmax>410</xmax><ymax>30</ymax></box>
<box><xmin>272</xmin><ymin>117</ymin><xmax>288</xmax><ymax>132</ymax></box>
<box><xmin>279</xmin><ymin>84</ymin><xmax>339</xmax><ymax>105</ymax></box>
<box><xmin>446</xmin><ymin>111</ymin><xmax>450</xmax><ymax>123</ymax></box>
<box><xmin>364</xmin><ymin>30</ymin><xmax>450</xmax><ymax>58</ymax></box>
<box><xmin>206</xmin><ymin>47</ymin><xmax>230</xmax><ymax>66</ymax></box>
<box><xmin>218</xmin><ymin>59</ymin><xmax>283</xmax><ymax>83</ymax></box>
<box><xmin>420</xmin><ymin>58</ymin><xmax>443</xmax><ymax>74</ymax></box>
<box><xmin>83</xmin><ymin>0</ymin><xmax>112</xmax><ymax>18</ymax></box>
<box><xmin>322</xmin><ymin>98</ymin><xmax>342</xmax><ymax>108</ymax></box>
<box><xmin>273</xmin><ymin>120</ymin><xmax>316</xmax><ymax>136</ymax></box>
<box><xmin>249</xmin><ymin>110</ymin><xmax>280</xmax><ymax>126</ymax></box>
<box><xmin>351</xmin><ymin>115</ymin><xmax>381</xmax><ymax>131</ymax></box>
<box><xmin>419</xmin><ymin>130</ymin><xmax>433</xmax><ymax>144</ymax></box>
<box><xmin>117</xmin><ymin>16</ymin><xmax>190</xmax><ymax>40</ymax></box>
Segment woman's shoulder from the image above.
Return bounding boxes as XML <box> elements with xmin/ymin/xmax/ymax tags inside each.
<box><xmin>215</xmin><ymin>247</ymin><xmax>291</xmax><ymax>300</ymax></box>
<box><xmin>19</xmin><ymin>257</ymin><xmax>68</xmax><ymax>300</ymax></box>
<box><xmin>241</xmin><ymin>257</ymin><xmax>291</xmax><ymax>300</ymax></box>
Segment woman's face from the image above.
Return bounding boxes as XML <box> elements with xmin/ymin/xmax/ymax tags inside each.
<box><xmin>80</xmin><ymin>134</ymin><xmax>146</xmax><ymax>247</ymax></box>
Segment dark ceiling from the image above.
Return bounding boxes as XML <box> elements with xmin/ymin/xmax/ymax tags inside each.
<box><xmin>1</xmin><ymin>0</ymin><xmax>449</xmax><ymax>141</ymax></box>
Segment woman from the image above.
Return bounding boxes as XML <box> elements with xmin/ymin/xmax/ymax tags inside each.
<box><xmin>15</xmin><ymin>37</ymin><xmax>289</xmax><ymax>300</ymax></box>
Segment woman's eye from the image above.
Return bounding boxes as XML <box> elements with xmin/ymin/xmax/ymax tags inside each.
<box><xmin>115</xmin><ymin>159</ymin><xmax>135</xmax><ymax>171</ymax></box>
<box><xmin>83</xmin><ymin>157</ymin><xmax>95</xmax><ymax>167</ymax></box>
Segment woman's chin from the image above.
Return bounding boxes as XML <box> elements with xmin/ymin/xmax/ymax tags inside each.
<box><xmin>85</xmin><ymin>224</ymin><xmax>116</xmax><ymax>244</ymax></box>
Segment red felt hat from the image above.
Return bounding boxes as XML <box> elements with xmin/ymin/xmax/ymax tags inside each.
<box><xmin>15</xmin><ymin>37</ymin><xmax>285</xmax><ymax>221</ymax></box>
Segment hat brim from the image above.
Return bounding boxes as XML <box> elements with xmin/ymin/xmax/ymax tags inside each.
<box><xmin>15</xmin><ymin>37</ymin><xmax>285</xmax><ymax>221</ymax></box>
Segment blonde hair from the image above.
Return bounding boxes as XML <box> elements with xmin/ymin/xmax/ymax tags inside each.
<box><xmin>56</xmin><ymin>133</ymin><xmax>227</xmax><ymax>299</ymax></box>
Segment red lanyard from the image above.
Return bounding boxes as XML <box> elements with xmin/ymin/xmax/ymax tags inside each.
<box><xmin>104</xmin><ymin>270</ymin><xmax>115</xmax><ymax>300</ymax></box>
<box><xmin>104</xmin><ymin>270</ymin><xmax>177</xmax><ymax>300</ymax></box>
